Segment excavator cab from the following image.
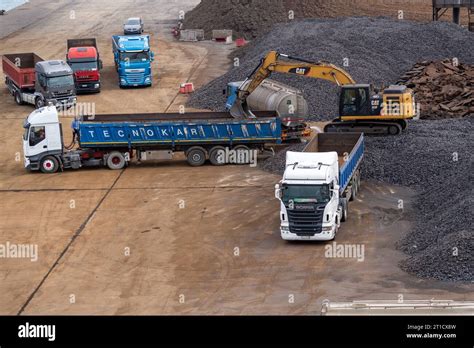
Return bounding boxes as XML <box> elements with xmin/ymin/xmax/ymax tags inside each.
<box><xmin>328</xmin><ymin>84</ymin><xmax>416</xmax><ymax>135</ymax></box>
<box><xmin>339</xmin><ymin>84</ymin><xmax>382</xmax><ymax>117</ymax></box>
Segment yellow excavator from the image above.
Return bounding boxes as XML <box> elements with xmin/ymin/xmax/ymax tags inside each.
<box><xmin>227</xmin><ymin>51</ymin><xmax>417</xmax><ymax>136</ymax></box>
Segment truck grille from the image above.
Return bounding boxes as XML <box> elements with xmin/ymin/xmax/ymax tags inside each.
<box><xmin>52</xmin><ymin>90</ymin><xmax>73</xmax><ymax>98</ymax></box>
<box><xmin>286</xmin><ymin>203</ymin><xmax>325</xmax><ymax>237</ymax></box>
<box><xmin>77</xmin><ymin>76</ymin><xmax>94</xmax><ymax>82</ymax></box>
<box><xmin>127</xmin><ymin>73</ymin><xmax>145</xmax><ymax>84</ymax></box>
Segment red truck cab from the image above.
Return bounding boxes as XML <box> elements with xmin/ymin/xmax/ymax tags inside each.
<box><xmin>66</xmin><ymin>38</ymin><xmax>102</xmax><ymax>93</ymax></box>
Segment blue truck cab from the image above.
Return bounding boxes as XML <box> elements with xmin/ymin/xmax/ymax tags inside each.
<box><xmin>112</xmin><ymin>35</ymin><xmax>154</xmax><ymax>87</ymax></box>
<box><xmin>225</xmin><ymin>82</ymin><xmax>240</xmax><ymax>111</ymax></box>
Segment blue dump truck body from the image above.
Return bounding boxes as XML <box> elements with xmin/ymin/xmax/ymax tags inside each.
<box><xmin>112</xmin><ymin>35</ymin><xmax>154</xmax><ymax>87</ymax></box>
<box><xmin>337</xmin><ymin>134</ymin><xmax>364</xmax><ymax>195</ymax></box>
<box><xmin>73</xmin><ymin>112</ymin><xmax>281</xmax><ymax>149</ymax></box>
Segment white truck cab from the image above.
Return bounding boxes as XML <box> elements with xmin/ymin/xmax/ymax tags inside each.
<box><xmin>23</xmin><ymin>106</ymin><xmax>63</xmax><ymax>172</ymax></box>
<box><xmin>275</xmin><ymin>151</ymin><xmax>342</xmax><ymax>241</ymax></box>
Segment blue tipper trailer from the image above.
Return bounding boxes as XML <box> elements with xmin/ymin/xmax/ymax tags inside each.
<box><xmin>22</xmin><ymin>107</ymin><xmax>282</xmax><ymax>173</ymax></box>
<box><xmin>74</xmin><ymin>112</ymin><xmax>281</xmax><ymax>150</ymax></box>
<box><xmin>303</xmin><ymin>132</ymin><xmax>364</xmax><ymax>197</ymax></box>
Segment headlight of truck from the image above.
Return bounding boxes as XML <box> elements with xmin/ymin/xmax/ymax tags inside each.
<box><xmin>145</xmin><ymin>77</ymin><xmax>151</xmax><ymax>83</ymax></box>
<box><xmin>281</xmin><ymin>226</ymin><xmax>290</xmax><ymax>232</ymax></box>
<box><xmin>94</xmin><ymin>84</ymin><xmax>100</xmax><ymax>89</ymax></box>
<box><xmin>322</xmin><ymin>226</ymin><xmax>333</xmax><ymax>232</ymax></box>
<box><xmin>120</xmin><ymin>78</ymin><xmax>127</xmax><ymax>85</ymax></box>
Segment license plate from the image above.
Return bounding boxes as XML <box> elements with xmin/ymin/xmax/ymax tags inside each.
<box><xmin>82</xmin><ymin>84</ymin><xmax>88</xmax><ymax>88</ymax></box>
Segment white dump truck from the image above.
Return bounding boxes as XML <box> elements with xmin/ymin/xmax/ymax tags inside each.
<box><xmin>275</xmin><ymin>133</ymin><xmax>364</xmax><ymax>241</ymax></box>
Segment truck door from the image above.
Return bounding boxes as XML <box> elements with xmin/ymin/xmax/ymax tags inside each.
<box><xmin>25</xmin><ymin>125</ymin><xmax>48</xmax><ymax>157</ymax></box>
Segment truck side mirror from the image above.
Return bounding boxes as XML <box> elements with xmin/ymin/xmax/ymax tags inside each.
<box><xmin>332</xmin><ymin>185</ymin><xmax>340</xmax><ymax>193</ymax></box>
<box><xmin>275</xmin><ymin>184</ymin><xmax>282</xmax><ymax>199</ymax></box>
<box><xmin>151</xmin><ymin>52</ymin><xmax>155</xmax><ymax>61</ymax></box>
<box><xmin>99</xmin><ymin>59</ymin><xmax>103</xmax><ymax>70</ymax></box>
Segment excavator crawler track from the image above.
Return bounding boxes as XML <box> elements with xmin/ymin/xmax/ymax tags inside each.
<box><xmin>324</xmin><ymin>120</ymin><xmax>404</xmax><ymax>136</ymax></box>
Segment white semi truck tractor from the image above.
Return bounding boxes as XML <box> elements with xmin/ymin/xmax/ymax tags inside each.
<box><xmin>275</xmin><ymin>133</ymin><xmax>364</xmax><ymax>241</ymax></box>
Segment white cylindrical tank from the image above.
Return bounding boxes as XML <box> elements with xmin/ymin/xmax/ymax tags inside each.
<box><xmin>245</xmin><ymin>79</ymin><xmax>309</xmax><ymax>127</ymax></box>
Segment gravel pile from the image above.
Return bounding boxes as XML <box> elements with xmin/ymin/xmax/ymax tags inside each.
<box><xmin>260</xmin><ymin>143</ymin><xmax>306</xmax><ymax>173</ymax></box>
<box><xmin>363</xmin><ymin>118</ymin><xmax>474</xmax><ymax>282</ymax></box>
<box><xmin>188</xmin><ymin>17</ymin><xmax>474</xmax><ymax>120</ymax></box>
<box><xmin>183</xmin><ymin>0</ymin><xmax>432</xmax><ymax>40</ymax></box>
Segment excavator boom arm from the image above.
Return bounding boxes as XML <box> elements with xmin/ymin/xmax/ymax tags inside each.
<box><xmin>232</xmin><ymin>50</ymin><xmax>356</xmax><ymax>118</ymax></box>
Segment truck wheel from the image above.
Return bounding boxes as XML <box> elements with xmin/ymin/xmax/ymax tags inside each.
<box><xmin>107</xmin><ymin>152</ymin><xmax>126</xmax><ymax>170</ymax></box>
<box><xmin>14</xmin><ymin>91</ymin><xmax>23</xmax><ymax>105</ymax></box>
<box><xmin>340</xmin><ymin>198</ymin><xmax>349</xmax><ymax>222</ymax></box>
<box><xmin>350</xmin><ymin>186</ymin><xmax>356</xmax><ymax>201</ymax></box>
<box><xmin>209</xmin><ymin>146</ymin><xmax>226</xmax><ymax>166</ymax></box>
<box><xmin>40</xmin><ymin>156</ymin><xmax>59</xmax><ymax>174</ymax></box>
<box><xmin>186</xmin><ymin>147</ymin><xmax>207</xmax><ymax>167</ymax></box>
<box><xmin>35</xmin><ymin>97</ymin><xmax>45</xmax><ymax>109</ymax></box>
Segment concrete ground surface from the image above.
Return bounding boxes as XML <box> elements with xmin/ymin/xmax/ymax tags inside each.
<box><xmin>0</xmin><ymin>0</ymin><xmax>471</xmax><ymax>315</ymax></box>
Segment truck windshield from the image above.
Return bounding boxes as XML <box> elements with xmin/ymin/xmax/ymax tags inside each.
<box><xmin>282</xmin><ymin>185</ymin><xmax>330</xmax><ymax>204</ymax></box>
<box><xmin>120</xmin><ymin>51</ymin><xmax>149</xmax><ymax>63</ymax></box>
<box><xmin>70</xmin><ymin>61</ymin><xmax>98</xmax><ymax>71</ymax></box>
<box><xmin>47</xmin><ymin>75</ymin><xmax>74</xmax><ymax>88</ymax></box>
<box><xmin>127</xmin><ymin>19</ymin><xmax>140</xmax><ymax>25</ymax></box>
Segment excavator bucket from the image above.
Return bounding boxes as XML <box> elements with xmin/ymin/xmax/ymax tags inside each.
<box><xmin>229</xmin><ymin>100</ymin><xmax>256</xmax><ymax>119</ymax></box>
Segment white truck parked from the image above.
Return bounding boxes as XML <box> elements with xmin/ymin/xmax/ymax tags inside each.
<box><xmin>275</xmin><ymin>133</ymin><xmax>364</xmax><ymax>241</ymax></box>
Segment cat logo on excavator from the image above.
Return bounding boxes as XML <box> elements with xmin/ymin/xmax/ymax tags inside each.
<box><xmin>289</xmin><ymin>67</ymin><xmax>310</xmax><ymax>75</ymax></box>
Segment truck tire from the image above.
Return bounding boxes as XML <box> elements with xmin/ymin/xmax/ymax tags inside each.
<box><xmin>349</xmin><ymin>184</ymin><xmax>356</xmax><ymax>201</ymax></box>
<box><xmin>35</xmin><ymin>97</ymin><xmax>45</xmax><ymax>109</ymax></box>
<box><xmin>40</xmin><ymin>156</ymin><xmax>59</xmax><ymax>174</ymax></box>
<box><xmin>186</xmin><ymin>147</ymin><xmax>207</xmax><ymax>167</ymax></box>
<box><xmin>340</xmin><ymin>198</ymin><xmax>349</xmax><ymax>222</ymax></box>
<box><xmin>209</xmin><ymin>146</ymin><xmax>226</xmax><ymax>166</ymax></box>
<box><xmin>14</xmin><ymin>91</ymin><xmax>23</xmax><ymax>105</ymax></box>
<box><xmin>107</xmin><ymin>152</ymin><xmax>126</xmax><ymax>170</ymax></box>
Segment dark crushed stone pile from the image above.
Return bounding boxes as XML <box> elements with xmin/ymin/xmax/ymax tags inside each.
<box><xmin>260</xmin><ymin>143</ymin><xmax>306</xmax><ymax>173</ymax></box>
<box><xmin>400</xmin><ymin>231</ymin><xmax>473</xmax><ymax>282</ymax></box>
<box><xmin>364</xmin><ymin>118</ymin><xmax>474</xmax><ymax>282</ymax></box>
<box><xmin>188</xmin><ymin>17</ymin><xmax>474</xmax><ymax>120</ymax></box>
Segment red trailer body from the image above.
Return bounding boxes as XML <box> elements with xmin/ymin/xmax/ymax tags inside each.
<box><xmin>2</xmin><ymin>53</ymin><xmax>43</xmax><ymax>89</ymax></box>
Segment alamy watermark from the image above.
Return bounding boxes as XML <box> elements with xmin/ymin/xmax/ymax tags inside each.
<box><xmin>0</xmin><ymin>242</ymin><xmax>38</xmax><ymax>262</ymax></box>
<box><xmin>216</xmin><ymin>147</ymin><xmax>258</xmax><ymax>167</ymax></box>
<box><xmin>325</xmin><ymin>242</ymin><xmax>365</xmax><ymax>262</ymax></box>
